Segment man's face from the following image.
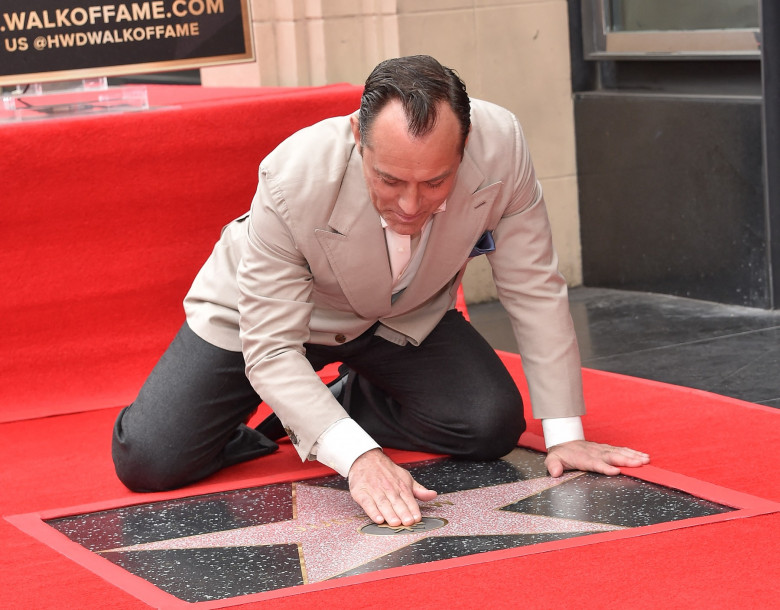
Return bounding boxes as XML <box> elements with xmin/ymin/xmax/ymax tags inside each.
<box><xmin>351</xmin><ymin>100</ymin><xmax>464</xmax><ymax>236</ymax></box>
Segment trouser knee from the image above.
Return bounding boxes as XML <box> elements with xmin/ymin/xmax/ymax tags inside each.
<box><xmin>454</xmin><ymin>397</ymin><xmax>526</xmax><ymax>460</ymax></box>
<box><xmin>111</xmin><ymin>406</ymin><xmax>191</xmax><ymax>492</ymax></box>
<box><xmin>467</xmin><ymin>417</ymin><xmax>526</xmax><ymax>460</ymax></box>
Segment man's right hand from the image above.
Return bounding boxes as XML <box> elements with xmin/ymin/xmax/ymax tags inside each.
<box><xmin>347</xmin><ymin>448</ymin><xmax>437</xmax><ymax>526</ymax></box>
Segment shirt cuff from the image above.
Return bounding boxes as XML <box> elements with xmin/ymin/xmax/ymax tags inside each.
<box><xmin>542</xmin><ymin>416</ymin><xmax>585</xmax><ymax>448</ymax></box>
<box><xmin>312</xmin><ymin>418</ymin><xmax>381</xmax><ymax>477</ymax></box>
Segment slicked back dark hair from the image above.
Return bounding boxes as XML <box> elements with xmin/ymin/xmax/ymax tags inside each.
<box><xmin>358</xmin><ymin>55</ymin><xmax>471</xmax><ymax>154</ymax></box>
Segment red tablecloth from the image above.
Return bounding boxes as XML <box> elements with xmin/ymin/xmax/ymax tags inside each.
<box><xmin>0</xmin><ymin>84</ymin><xmax>363</xmax><ymax>422</ymax></box>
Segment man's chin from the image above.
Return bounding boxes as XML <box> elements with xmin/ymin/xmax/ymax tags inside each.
<box><xmin>391</xmin><ymin>226</ymin><xmax>417</xmax><ymax>236</ymax></box>
<box><xmin>386</xmin><ymin>219</ymin><xmax>424</xmax><ymax>235</ymax></box>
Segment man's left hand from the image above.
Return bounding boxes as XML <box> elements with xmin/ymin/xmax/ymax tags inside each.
<box><xmin>545</xmin><ymin>440</ymin><xmax>650</xmax><ymax>477</ymax></box>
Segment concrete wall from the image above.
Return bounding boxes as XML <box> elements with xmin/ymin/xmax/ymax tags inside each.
<box><xmin>202</xmin><ymin>0</ymin><xmax>581</xmax><ymax>302</ymax></box>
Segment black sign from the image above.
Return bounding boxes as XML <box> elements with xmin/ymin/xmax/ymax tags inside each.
<box><xmin>0</xmin><ymin>0</ymin><xmax>253</xmax><ymax>86</ymax></box>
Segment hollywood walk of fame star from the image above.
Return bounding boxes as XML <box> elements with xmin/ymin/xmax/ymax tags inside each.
<box><xmin>100</xmin><ymin>472</ymin><xmax>623</xmax><ymax>583</ymax></box>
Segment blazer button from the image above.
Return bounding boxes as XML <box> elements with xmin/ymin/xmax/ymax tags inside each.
<box><xmin>335</xmin><ymin>333</ymin><xmax>347</xmax><ymax>344</ymax></box>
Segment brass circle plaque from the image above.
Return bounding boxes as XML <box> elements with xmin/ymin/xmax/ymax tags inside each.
<box><xmin>360</xmin><ymin>517</ymin><xmax>448</xmax><ymax>536</ymax></box>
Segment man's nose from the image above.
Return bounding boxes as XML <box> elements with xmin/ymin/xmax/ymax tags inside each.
<box><xmin>398</xmin><ymin>185</ymin><xmax>421</xmax><ymax>214</ymax></box>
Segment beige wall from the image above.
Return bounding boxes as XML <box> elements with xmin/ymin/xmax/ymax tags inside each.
<box><xmin>202</xmin><ymin>0</ymin><xmax>582</xmax><ymax>301</ymax></box>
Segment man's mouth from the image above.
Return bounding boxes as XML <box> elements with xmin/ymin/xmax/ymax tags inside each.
<box><xmin>393</xmin><ymin>211</ymin><xmax>422</xmax><ymax>223</ymax></box>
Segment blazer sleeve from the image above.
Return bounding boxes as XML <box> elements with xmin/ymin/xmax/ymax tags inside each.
<box><xmin>237</xmin><ymin>170</ymin><xmax>349</xmax><ymax>461</ymax></box>
<box><xmin>488</xmin><ymin>115</ymin><xmax>586</xmax><ymax>420</ymax></box>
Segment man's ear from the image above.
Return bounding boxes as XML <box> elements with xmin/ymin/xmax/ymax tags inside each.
<box><xmin>350</xmin><ymin>113</ymin><xmax>362</xmax><ymax>154</ymax></box>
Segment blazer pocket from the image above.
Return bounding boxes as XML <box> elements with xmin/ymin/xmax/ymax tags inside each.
<box><xmin>469</xmin><ymin>230</ymin><xmax>495</xmax><ymax>258</ymax></box>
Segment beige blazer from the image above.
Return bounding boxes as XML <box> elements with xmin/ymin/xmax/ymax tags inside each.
<box><xmin>185</xmin><ymin>98</ymin><xmax>585</xmax><ymax>460</ymax></box>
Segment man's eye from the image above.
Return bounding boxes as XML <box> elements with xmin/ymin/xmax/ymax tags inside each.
<box><xmin>427</xmin><ymin>181</ymin><xmax>445</xmax><ymax>189</ymax></box>
<box><xmin>381</xmin><ymin>177</ymin><xmax>399</xmax><ymax>186</ymax></box>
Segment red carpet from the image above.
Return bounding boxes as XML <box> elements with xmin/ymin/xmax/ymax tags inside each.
<box><xmin>2</xmin><ymin>86</ymin><xmax>778</xmax><ymax>607</ymax></box>
<box><xmin>2</xmin><ymin>361</ymin><xmax>779</xmax><ymax>609</ymax></box>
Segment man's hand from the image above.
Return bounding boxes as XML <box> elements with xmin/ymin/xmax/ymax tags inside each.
<box><xmin>545</xmin><ymin>440</ymin><xmax>650</xmax><ymax>477</ymax></box>
<box><xmin>348</xmin><ymin>448</ymin><xmax>437</xmax><ymax>526</ymax></box>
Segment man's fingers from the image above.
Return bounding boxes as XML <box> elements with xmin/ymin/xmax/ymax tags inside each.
<box><xmin>544</xmin><ymin>454</ymin><xmax>565</xmax><ymax>478</ymax></box>
<box><xmin>386</xmin><ymin>487</ymin><xmax>420</xmax><ymax>526</ymax></box>
<box><xmin>546</xmin><ymin>450</ymin><xmax>619</xmax><ymax>477</ymax></box>
<box><xmin>354</xmin><ymin>493</ymin><xmax>383</xmax><ymax>525</ymax></box>
<box><xmin>379</xmin><ymin>481</ymin><xmax>437</xmax><ymax>525</ymax></box>
<box><xmin>356</xmin><ymin>487</ymin><xmax>421</xmax><ymax>526</ymax></box>
<box><xmin>412</xmin><ymin>481</ymin><xmax>438</xmax><ymax>502</ymax></box>
<box><xmin>595</xmin><ymin>446</ymin><xmax>644</xmax><ymax>475</ymax></box>
<box><xmin>603</xmin><ymin>446</ymin><xmax>651</xmax><ymax>467</ymax></box>
<box><xmin>545</xmin><ymin>440</ymin><xmax>650</xmax><ymax>478</ymax></box>
<box><xmin>590</xmin><ymin>458</ymin><xmax>622</xmax><ymax>476</ymax></box>
<box><xmin>348</xmin><ymin>450</ymin><xmax>434</xmax><ymax>526</ymax></box>
<box><xmin>351</xmin><ymin>484</ymin><xmax>401</xmax><ymax>525</ymax></box>
<box><xmin>599</xmin><ymin>445</ymin><xmax>650</xmax><ymax>474</ymax></box>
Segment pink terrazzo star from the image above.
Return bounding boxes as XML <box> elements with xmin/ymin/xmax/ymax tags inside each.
<box><xmin>102</xmin><ymin>473</ymin><xmax>621</xmax><ymax>582</ymax></box>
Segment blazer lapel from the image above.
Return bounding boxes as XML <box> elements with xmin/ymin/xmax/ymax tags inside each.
<box><xmin>314</xmin><ymin>149</ymin><xmax>394</xmax><ymax>318</ymax></box>
<box><xmin>391</xmin><ymin>152</ymin><xmax>502</xmax><ymax>313</ymax></box>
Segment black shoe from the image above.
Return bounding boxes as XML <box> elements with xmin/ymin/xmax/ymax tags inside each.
<box><xmin>255</xmin><ymin>365</ymin><xmax>351</xmax><ymax>441</ymax></box>
<box><xmin>255</xmin><ymin>412</ymin><xmax>287</xmax><ymax>442</ymax></box>
<box><xmin>225</xmin><ymin>424</ymin><xmax>279</xmax><ymax>462</ymax></box>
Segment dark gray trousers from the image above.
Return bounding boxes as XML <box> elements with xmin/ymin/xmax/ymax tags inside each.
<box><xmin>112</xmin><ymin>310</ymin><xmax>525</xmax><ymax>491</ymax></box>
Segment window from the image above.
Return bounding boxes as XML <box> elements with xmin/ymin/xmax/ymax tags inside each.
<box><xmin>582</xmin><ymin>0</ymin><xmax>761</xmax><ymax>59</ymax></box>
